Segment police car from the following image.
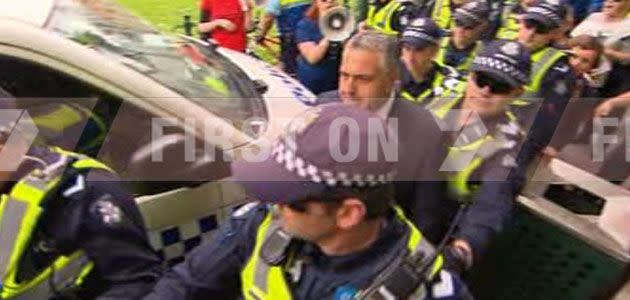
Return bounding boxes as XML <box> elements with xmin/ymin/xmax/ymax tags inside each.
<box><xmin>0</xmin><ymin>0</ymin><xmax>314</xmax><ymax>263</ymax></box>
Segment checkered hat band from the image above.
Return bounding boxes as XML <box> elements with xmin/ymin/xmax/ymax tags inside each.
<box><xmin>472</xmin><ymin>56</ymin><xmax>528</xmax><ymax>83</ymax></box>
<box><xmin>402</xmin><ymin>30</ymin><xmax>439</xmax><ymax>44</ymax></box>
<box><xmin>528</xmin><ymin>7</ymin><xmax>561</xmax><ymax>23</ymax></box>
<box><xmin>272</xmin><ymin>140</ymin><xmax>396</xmax><ymax>188</ymax></box>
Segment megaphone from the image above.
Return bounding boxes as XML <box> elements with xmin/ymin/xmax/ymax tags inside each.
<box><xmin>319</xmin><ymin>7</ymin><xmax>356</xmax><ymax>42</ymax></box>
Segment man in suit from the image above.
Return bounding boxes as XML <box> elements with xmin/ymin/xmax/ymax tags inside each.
<box><xmin>317</xmin><ymin>31</ymin><xmax>454</xmax><ymax>246</ymax></box>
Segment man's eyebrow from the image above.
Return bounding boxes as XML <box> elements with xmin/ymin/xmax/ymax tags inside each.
<box><xmin>340</xmin><ymin>71</ymin><xmax>374</xmax><ymax>77</ymax></box>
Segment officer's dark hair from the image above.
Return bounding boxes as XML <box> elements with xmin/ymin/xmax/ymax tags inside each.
<box><xmin>305</xmin><ymin>183</ymin><xmax>395</xmax><ymax>219</ymax></box>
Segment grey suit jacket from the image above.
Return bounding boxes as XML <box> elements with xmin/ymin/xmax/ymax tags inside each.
<box><xmin>316</xmin><ymin>91</ymin><xmax>454</xmax><ymax>243</ymax></box>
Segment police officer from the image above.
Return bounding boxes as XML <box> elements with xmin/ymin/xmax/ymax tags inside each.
<box><xmin>362</xmin><ymin>0</ymin><xmax>421</xmax><ymax>35</ymax></box>
<box><xmin>425</xmin><ymin>40</ymin><xmax>531</xmax><ymax>274</ymax></box>
<box><xmin>420</xmin><ymin>0</ymin><xmax>473</xmax><ymax>30</ymax></box>
<box><xmin>144</xmin><ymin>103</ymin><xmax>471</xmax><ymax>299</ymax></box>
<box><xmin>400</xmin><ymin>18</ymin><xmax>466</xmax><ymax>105</ymax></box>
<box><xmin>435</xmin><ymin>1</ymin><xmax>491</xmax><ymax>74</ymax></box>
<box><xmin>257</xmin><ymin>0</ymin><xmax>311</xmax><ymax>76</ymax></box>
<box><xmin>514</xmin><ymin>0</ymin><xmax>576</xmax><ymax>164</ymax></box>
<box><xmin>496</xmin><ymin>0</ymin><xmax>537</xmax><ymax>40</ymax></box>
<box><xmin>0</xmin><ymin>111</ymin><xmax>162</xmax><ymax>299</ymax></box>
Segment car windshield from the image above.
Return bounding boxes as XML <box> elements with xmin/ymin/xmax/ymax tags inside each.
<box><xmin>45</xmin><ymin>0</ymin><xmax>266</xmax><ymax>135</ymax></box>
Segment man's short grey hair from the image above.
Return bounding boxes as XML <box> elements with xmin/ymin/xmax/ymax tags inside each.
<box><xmin>346</xmin><ymin>31</ymin><xmax>400</xmax><ymax>75</ymax></box>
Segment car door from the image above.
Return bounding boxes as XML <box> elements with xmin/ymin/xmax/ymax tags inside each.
<box><xmin>0</xmin><ymin>46</ymin><xmax>246</xmax><ymax>265</ymax></box>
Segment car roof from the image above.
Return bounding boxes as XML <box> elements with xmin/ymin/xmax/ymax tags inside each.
<box><xmin>0</xmin><ymin>0</ymin><xmax>54</xmax><ymax>27</ymax></box>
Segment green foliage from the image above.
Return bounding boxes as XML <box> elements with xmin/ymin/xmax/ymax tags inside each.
<box><xmin>115</xmin><ymin>0</ymin><xmax>368</xmax><ymax>65</ymax></box>
<box><xmin>116</xmin><ymin>0</ymin><xmax>279</xmax><ymax>64</ymax></box>
<box><xmin>117</xmin><ymin>0</ymin><xmax>197</xmax><ymax>34</ymax></box>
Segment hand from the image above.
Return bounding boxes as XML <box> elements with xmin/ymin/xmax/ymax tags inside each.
<box><xmin>255</xmin><ymin>34</ymin><xmax>266</xmax><ymax>45</ymax></box>
<box><xmin>443</xmin><ymin>240</ymin><xmax>473</xmax><ymax>274</ymax></box>
<box><xmin>198</xmin><ymin>22</ymin><xmax>214</xmax><ymax>33</ymax></box>
<box><xmin>443</xmin><ymin>246</ymin><xmax>467</xmax><ymax>275</ymax></box>
<box><xmin>216</xmin><ymin>19</ymin><xmax>236</xmax><ymax>32</ymax></box>
<box><xmin>542</xmin><ymin>146</ymin><xmax>558</xmax><ymax>158</ymax></box>
<box><xmin>320</xmin><ymin>38</ymin><xmax>331</xmax><ymax>48</ymax></box>
<box><xmin>594</xmin><ymin>100</ymin><xmax>616</xmax><ymax>117</ymax></box>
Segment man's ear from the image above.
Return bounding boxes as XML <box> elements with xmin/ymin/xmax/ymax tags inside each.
<box><xmin>335</xmin><ymin>198</ymin><xmax>367</xmax><ymax>229</ymax></box>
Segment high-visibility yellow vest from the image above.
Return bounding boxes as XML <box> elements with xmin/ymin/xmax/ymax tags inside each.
<box><xmin>401</xmin><ymin>62</ymin><xmax>466</xmax><ymax>105</ymax></box>
<box><xmin>240</xmin><ymin>206</ymin><xmax>444</xmax><ymax>299</ymax></box>
<box><xmin>496</xmin><ymin>6</ymin><xmax>521</xmax><ymax>40</ymax></box>
<box><xmin>435</xmin><ymin>39</ymin><xmax>483</xmax><ymax>74</ymax></box>
<box><xmin>511</xmin><ymin>47</ymin><xmax>567</xmax><ymax>107</ymax></box>
<box><xmin>366</xmin><ymin>0</ymin><xmax>404</xmax><ymax>35</ymax></box>
<box><xmin>0</xmin><ymin>148</ymin><xmax>113</xmax><ymax>299</ymax></box>
<box><xmin>428</xmin><ymin>97</ymin><xmax>521</xmax><ymax>196</ymax></box>
<box><xmin>432</xmin><ymin>0</ymin><xmax>452</xmax><ymax>29</ymax></box>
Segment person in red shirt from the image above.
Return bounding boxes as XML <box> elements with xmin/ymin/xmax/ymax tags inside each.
<box><xmin>198</xmin><ymin>0</ymin><xmax>251</xmax><ymax>52</ymax></box>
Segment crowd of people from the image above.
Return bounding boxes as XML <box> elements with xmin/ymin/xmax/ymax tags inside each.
<box><xmin>199</xmin><ymin>0</ymin><xmax>629</xmax><ymax>182</ymax></box>
<box><xmin>0</xmin><ymin>0</ymin><xmax>628</xmax><ymax>299</ymax></box>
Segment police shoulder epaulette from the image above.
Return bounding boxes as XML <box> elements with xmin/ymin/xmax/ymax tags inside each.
<box><xmin>498</xmin><ymin>121</ymin><xmax>522</xmax><ymax>138</ymax></box>
<box><xmin>232</xmin><ymin>201</ymin><xmax>262</xmax><ymax>218</ymax></box>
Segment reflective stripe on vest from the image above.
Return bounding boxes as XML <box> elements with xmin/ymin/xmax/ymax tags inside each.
<box><xmin>426</xmin><ymin>94</ymin><xmax>461</xmax><ymax>119</ymax></box>
<box><xmin>367</xmin><ymin>1</ymin><xmax>403</xmax><ymax>35</ymax></box>
<box><xmin>241</xmin><ymin>213</ymin><xmax>292</xmax><ymax>300</ymax></box>
<box><xmin>401</xmin><ymin>70</ymin><xmax>443</xmax><ymax>104</ymax></box>
<box><xmin>432</xmin><ymin>0</ymin><xmax>452</xmax><ymax>29</ymax></box>
<box><xmin>401</xmin><ymin>63</ymin><xmax>465</xmax><ymax>105</ymax></box>
<box><xmin>428</xmin><ymin>99</ymin><xmax>517</xmax><ymax>196</ymax></box>
<box><xmin>401</xmin><ymin>89</ymin><xmax>433</xmax><ymax>104</ymax></box>
<box><xmin>0</xmin><ymin>149</ymin><xmax>111</xmax><ymax>298</ymax></box>
<box><xmin>446</xmin><ymin>124</ymin><xmax>514</xmax><ymax>196</ymax></box>
<box><xmin>240</xmin><ymin>206</ymin><xmax>443</xmax><ymax>299</ymax></box>
<box><xmin>391</xmin><ymin>206</ymin><xmax>443</xmax><ymax>280</ymax></box>
<box><xmin>512</xmin><ymin>47</ymin><xmax>566</xmax><ymax>107</ymax></box>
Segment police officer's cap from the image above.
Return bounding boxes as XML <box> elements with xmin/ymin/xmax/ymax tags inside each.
<box><xmin>470</xmin><ymin>40</ymin><xmax>531</xmax><ymax>88</ymax></box>
<box><xmin>232</xmin><ymin>103</ymin><xmax>397</xmax><ymax>204</ymax></box>
<box><xmin>454</xmin><ymin>1</ymin><xmax>491</xmax><ymax>28</ymax></box>
<box><xmin>400</xmin><ymin>18</ymin><xmax>445</xmax><ymax>49</ymax></box>
<box><xmin>523</xmin><ymin>0</ymin><xmax>568</xmax><ymax>30</ymax></box>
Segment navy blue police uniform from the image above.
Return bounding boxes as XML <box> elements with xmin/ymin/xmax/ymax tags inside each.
<box><xmin>144</xmin><ymin>103</ymin><xmax>471</xmax><ymax>300</ymax></box>
<box><xmin>0</xmin><ymin>146</ymin><xmax>162</xmax><ymax>299</ymax></box>
<box><xmin>425</xmin><ymin>40</ymin><xmax>532</xmax><ymax>273</ymax></box>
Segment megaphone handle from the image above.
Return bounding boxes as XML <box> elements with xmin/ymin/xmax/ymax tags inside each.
<box><xmin>326</xmin><ymin>41</ymin><xmax>343</xmax><ymax>60</ymax></box>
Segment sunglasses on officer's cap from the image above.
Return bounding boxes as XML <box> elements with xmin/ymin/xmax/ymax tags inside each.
<box><xmin>454</xmin><ymin>18</ymin><xmax>482</xmax><ymax>30</ymax></box>
<box><xmin>472</xmin><ymin>72</ymin><xmax>517</xmax><ymax>95</ymax></box>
